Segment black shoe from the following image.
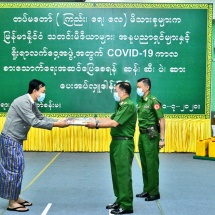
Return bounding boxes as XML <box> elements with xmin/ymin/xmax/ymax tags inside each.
<box><xmin>136</xmin><ymin>192</ymin><xmax>149</xmax><ymax>198</ymax></box>
<box><xmin>106</xmin><ymin>203</ymin><xmax>120</xmax><ymax>210</ymax></box>
<box><xmin>145</xmin><ymin>194</ymin><xmax>160</xmax><ymax>201</ymax></box>
<box><xmin>111</xmin><ymin>207</ymin><xmax>133</xmax><ymax>214</ymax></box>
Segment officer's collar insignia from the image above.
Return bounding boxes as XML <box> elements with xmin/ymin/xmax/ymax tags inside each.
<box><xmin>120</xmin><ymin>101</ymin><xmax>127</xmax><ymax>105</ymax></box>
<box><xmin>143</xmin><ymin>97</ymin><xmax>148</xmax><ymax>101</ymax></box>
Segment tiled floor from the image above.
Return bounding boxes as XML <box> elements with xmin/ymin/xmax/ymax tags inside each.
<box><xmin>0</xmin><ymin>152</ymin><xmax>215</xmax><ymax>215</ymax></box>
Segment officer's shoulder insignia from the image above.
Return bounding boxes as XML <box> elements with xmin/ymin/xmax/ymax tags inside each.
<box><xmin>152</xmin><ymin>97</ymin><xmax>161</xmax><ymax>104</ymax></box>
<box><xmin>154</xmin><ymin>104</ymin><xmax>160</xmax><ymax>110</ymax></box>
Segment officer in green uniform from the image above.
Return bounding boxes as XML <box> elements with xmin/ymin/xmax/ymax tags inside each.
<box><xmin>85</xmin><ymin>82</ymin><xmax>137</xmax><ymax>214</ymax></box>
<box><xmin>135</xmin><ymin>78</ymin><xmax>165</xmax><ymax>201</ymax></box>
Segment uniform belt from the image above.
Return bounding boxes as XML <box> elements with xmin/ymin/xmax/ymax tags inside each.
<box><xmin>112</xmin><ymin>136</ymin><xmax>133</xmax><ymax>140</ymax></box>
<box><xmin>139</xmin><ymin>125</ymin><xmax>158</xmax><ymax>134</ymax></box>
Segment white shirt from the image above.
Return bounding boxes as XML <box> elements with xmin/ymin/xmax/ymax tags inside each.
<box><xmin>27</xmin><ymin>93</ymin><xmax>34</xmax><ymax>104</ymax></box>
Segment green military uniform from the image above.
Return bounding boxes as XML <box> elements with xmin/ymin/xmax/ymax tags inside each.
<box><xmin>137</xmin><ymin>92</ymin><xmax>164</xmax><ymax>196</ymax></box>
<box><xmin>110</xmin><ymin>97</ymin><xmax>137</xmax><ymax>211</ymax></box>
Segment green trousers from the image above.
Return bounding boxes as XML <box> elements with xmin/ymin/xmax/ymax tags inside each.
<box><xmin>110</xmin><ymin>139</ymin><xmax>134</xmax><ymax>210</ymax></box>
<box><xmin>138</xmin><ymin>133</ymin><xmax>160</xmax><ymax>196</ymax></box>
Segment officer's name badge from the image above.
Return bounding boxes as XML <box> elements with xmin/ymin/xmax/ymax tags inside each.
<box><xmin>144</xmin><ymin>105</ymin><xmax>150</xmax><ymax>109</ymax></box>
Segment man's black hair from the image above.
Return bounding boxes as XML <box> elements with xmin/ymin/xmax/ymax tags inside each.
<box><xmin>137</xmin><ymin>78</ymin><xmax>151</xmax><ymax>90</ymax></box>
<box><xmin>116</xmin><ymin>81</ymin><xmax>131</xmax><ymax>95</ymax></box>
<box><xmin>28</xmin><ymin>79</ymin><xmax>45</xmax><ymax>94</ymax></box>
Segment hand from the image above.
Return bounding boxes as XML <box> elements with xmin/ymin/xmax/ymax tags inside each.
<box><xmin>159</xmin><ymin>140</ymin><xmax>165</xmax><ymax>149</ymax></box>
<box><xmin>54</xmin><ymin>119</ymin><xmax>69</xmax><ymax>128</ymax></box>
<box><xmin>85</xmin><ymin>121</ymin><xmax>96</xmax><ymax>129</ymax></box>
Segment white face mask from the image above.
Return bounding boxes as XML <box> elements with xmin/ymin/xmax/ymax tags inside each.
<box><xmin>37</xmin><ymin>93</ymin><xmax>45</xmax><ymax>102</ymax></box>
<box><xmin>113</xmin><ymin>92</ymin><xmax>120</xmax><ymax>102</ymax></box>
<box><xmin>137</xmin><ymin>88</ymin><xmax>144</xmax><ymax>97</ymax></box>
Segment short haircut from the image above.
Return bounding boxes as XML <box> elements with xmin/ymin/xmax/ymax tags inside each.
<box><xmin>116</xmin><ymin>81</ymin><xmax>131</xmax><ymax>95</ymax></box>
<box><xmin>28</xmin><ymin>79</ymin><xmax>45</xmax><ymax>94</ymax></box>
<box><xmin>137</xmin><ymin>78</ymin><xmax>151</xmax><ymax>90</ymax></box>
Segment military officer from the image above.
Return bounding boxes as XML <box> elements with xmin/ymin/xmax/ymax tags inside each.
<box><xmin>85</xmin><ymin>81</ymin><xmax>137</xmax><ymax>214</ymax></box>
<box><xmin>135</xmin><ymin>78</ymin><xmax>165</xmax><ymax>201</ymax></box>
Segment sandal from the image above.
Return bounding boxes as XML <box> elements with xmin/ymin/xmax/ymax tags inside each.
<box><xmin>20</xmin><ymin>201</ymin><xmax>32</xmax><ymax>207</ymax></box>
<box><xmin>7</xmin><ymin>206</ymin><xmax>29</xmax><ymax>212</ymax></box>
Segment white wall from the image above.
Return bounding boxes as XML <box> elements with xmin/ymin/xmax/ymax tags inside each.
<box><xmin>86</xmin><ymin>0</ymin><xmax>215</xmax><ymax>19</ymax></box>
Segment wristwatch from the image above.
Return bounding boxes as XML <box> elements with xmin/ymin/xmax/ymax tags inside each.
<box><xmin>95</xmin><ymin>120</ymin><xmax>99</xmax><ymax>129</ymax></box>
<box><xmin>160</xmin><ymin>138</ymin><xmax>165</xmax><ymax>142</ymax></box>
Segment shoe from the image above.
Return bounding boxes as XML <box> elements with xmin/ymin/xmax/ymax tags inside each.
<box><xmin>20</xmin><ymin>200</ymin><xmax>32</xmax><ymax>207</ymax></box>
<box><xmin>111</xmin><ymin>207</ymin><xmax>133</xmax><ymax>214</ymax></box>
<box><xmin>136</xmin><ymin>192</ymin><xmax>149</xmax><ymax>198</ymax></box>
<box><xmin>145</xmin><ymin>194</ymin><xmax>160</xmax><ymax>201</ymax></box>
<box><xmin>7</xmin><ymin>206</ymin><xmax>29</xmax><ymax>212</ymax></box>
<box><xmin>106</xmin><ymin>203</ymin><xmax>120</xmax><ymax>210</ymax></box>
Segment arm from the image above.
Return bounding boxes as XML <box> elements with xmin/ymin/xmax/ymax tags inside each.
<box><xmin>53</xmin><ymin>119</ymin><xmax>69</xmax><ymax>128</ymax></box>
<box><xmin>34</xmin><ymin>103</ymin><xmax>58</xmax><ymax>123</ymax></box>
<box><xmin>85</xmin><ymin>118</ymin><xmax>119</xmax><ymax>129</ymax></box>
<box><xmin>159</xmin><ymin>117</ymin><xmax>165</xmax><ymax>148</ymax></box>
<box><xmin>15</xmin><ymin>99</ymin><xmax>68</xmax><ymax>129</ymax></box>
<box><xmin>95</xmin><ymin>117</ymin><xmax>112</xmax><ymax>122</ymax></box>
<box><xmin>86</xmin><ymin>102</ymin><xmax>135</xmax><ymax>129</ymax></box>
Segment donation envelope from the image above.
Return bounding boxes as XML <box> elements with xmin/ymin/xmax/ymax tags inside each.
<box><xmin>66</xmin><ymin>117</ymin><xmax>95</xmax><ymax>126</ymax></box>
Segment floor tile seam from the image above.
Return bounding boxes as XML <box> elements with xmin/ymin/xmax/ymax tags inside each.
<box><xmin>21</xmin><ymin>152</ymin><xmax>61</xmax><ymax>194</ymax></box>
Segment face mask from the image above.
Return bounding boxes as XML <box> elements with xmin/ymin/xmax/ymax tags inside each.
<box><xmin>113</xmin><ymin>92</ymin><xmax>120</xmax><ymax>102</ymax></box>
<box><xmin>137</xmin><ymin>88</ymin><xmax>144</xmax><ymax>97</ymax></box>
<box><xmin>37</xmin><ymin>93</ymin><xmax>45</xmax><ymax>102</ymax></box>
